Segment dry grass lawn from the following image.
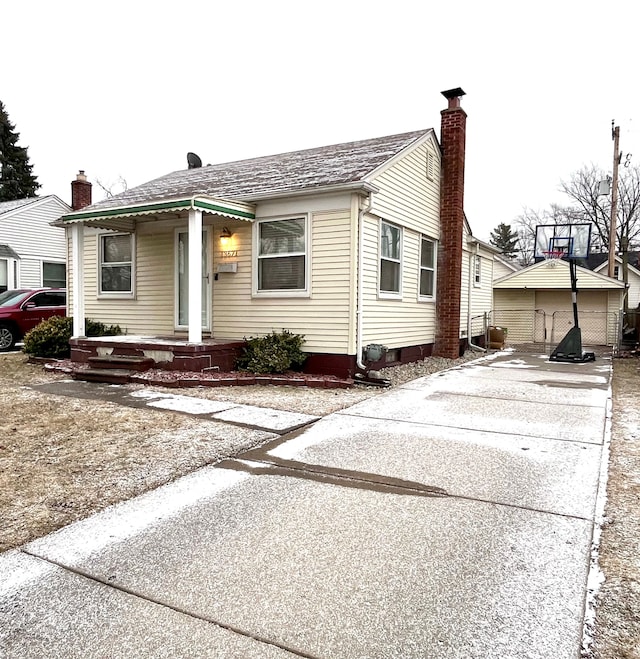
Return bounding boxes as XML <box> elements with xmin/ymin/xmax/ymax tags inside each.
<box><xmin>0</xmin><ymin>352</ymin><xmax>377</xmax><ymax>552</ymax></box>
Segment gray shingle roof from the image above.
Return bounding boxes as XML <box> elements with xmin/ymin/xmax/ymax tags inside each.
<box><xmin>0</xmin><ymin>197</ymin><xmax>39</xmax><ymax>217</ymax></box>
<box><xmin>83</xmin><ymin>129</ymin><xmax>432</xmax><ymax>213</ymax></box>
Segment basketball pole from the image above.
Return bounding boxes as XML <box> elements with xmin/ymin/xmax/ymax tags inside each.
<box><xmin>549</xmin><ymin>256</ymin><xmax>595</xmax><ymax>363</ymax></box>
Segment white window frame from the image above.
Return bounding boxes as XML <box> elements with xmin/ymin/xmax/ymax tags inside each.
<box><xmin>252</xmin><ymin>214</ymin><xmax>311</xmax><ymax>298</ymax></box>
<box><xmin>418</xmin><ymin>236</ymin><xmax>437</xmax><ymax>301</ymax></box>
<box><xmin>474</xmin><ymin>254</ymin><xmax>482</xmax><ymax>287</ymax></box>
<box><xmin>41</xmin><ymin>259</ymin><xmax>66</xmax><ymax>288</ymax></box>
<box><xmin>98</xmin><ymin>232</ymin><xmax>136</xmax><ymax>298</ymax></box>
<box><xmin>379</xmin><ymin>220</ymin><xmax>403</xmax><ymax>299</ymax></box>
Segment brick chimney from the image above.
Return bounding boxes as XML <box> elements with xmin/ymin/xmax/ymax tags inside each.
<box><xmin>434</xmin><ymin>87</ymin><xmax>467</xmax><ymax>359</ymax></box>
<box><xmin>71</xmin><ymin>170</ymin><xmax>92</xmax><ymax>210</ymax></box>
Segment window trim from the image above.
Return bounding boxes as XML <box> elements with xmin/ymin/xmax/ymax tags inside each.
<box><xmin>378</xmin><ymin>219</ymin><xmax>403</xmax><ymax>299</ymax></box>
<box><xmin>97</xmin><ymin>231</ymin><xmax>136</xmax><ymax>298</ymax></box>
<box><xmin>418</xmin><ymin>236</ymin><xmax>437</xmax><ymax>301</ymax></box>
<box><xmin>252</xmin><ymin>214</ymin><xmax>311</xmax><ymax>298</ymax></box>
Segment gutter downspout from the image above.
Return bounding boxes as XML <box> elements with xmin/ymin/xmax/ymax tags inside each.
<box><xmin>356</xmin><ymin>192</ymin><xmax>374</xmax><ymax>370</ymax></box>
<box><xmin>467</xmin><ymin>240</ymin><xmax>486</xmax><ymax>352</ymax></box>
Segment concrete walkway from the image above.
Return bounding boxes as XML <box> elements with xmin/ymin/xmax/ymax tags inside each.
<box><xmin>0</xmin><ymin>352</ymin><xmax>611</xmax><ymax>658</ymax></box>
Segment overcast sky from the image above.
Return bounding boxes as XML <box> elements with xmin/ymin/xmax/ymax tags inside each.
<box><xmin>3</xmin><ymin>0</ymin><xmax>637</xmax><ymax>241</ymax></box>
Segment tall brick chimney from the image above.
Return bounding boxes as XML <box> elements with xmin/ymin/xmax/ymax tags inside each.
<box><xmin>433</xmin><ymin>87</ymin><xmax>466</xmax><ymax>359</ymax></box>
<box><xmin>71</xmin><ymin>170</ymin><xmax>92</xmax><ymax>210</ymax></box>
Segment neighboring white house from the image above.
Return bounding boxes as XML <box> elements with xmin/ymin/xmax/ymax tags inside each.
<box><xmin>0</xmin><ymin>196</ymin><xmax>70</xmax><ymax>292</ymax></box>
<box><xmin>591</xmin><ymin>255</ymin><xmax>640</xmax><ymax>310</ymax></box>
<box><xmin>493</xmin><ymin>258</ymin><xmax>624</xmax><ymax>346</ymax></box>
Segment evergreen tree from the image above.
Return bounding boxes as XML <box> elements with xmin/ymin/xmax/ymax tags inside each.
<box><xmin>490</xmin><ymin>222</ymin><xmax>519</xmax><ymax>258</ymax></box>
<box><xmin>0</xmin><ymin>101</ymin><xmax>40</xmax><ymax>201</ymax></box>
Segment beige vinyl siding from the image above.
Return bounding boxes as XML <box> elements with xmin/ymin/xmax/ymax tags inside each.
<box><xmin>627</xmin><ymin>270</ymin><xmax>640</xmax><ymax>308</ymax></box>
<box><xmin>494</xmin><ymin>259</ymin><xmax>626</xmax><ymax>290</ymax></box>
<box><xmin>81</xmin><ymin>227</ymin><xmax>175</xmax><ymax>334</ymax></box>
<box><xmin>493</xmin><ymin>288</ymin><xmax>537</xmax><ymax>342</ymax></box>
<box><xmin>360</xmin><ymin>215</ymin><xmax>436</xmax><ymax>348</ymax></box>
<box><xmin>213</xmin><ymin>209</ymin><xmax>353</xmax><ymax>354</ymax></box>
<box><xmin>0</xmin><ymin>197</ymin><xmax>68</xmax><ymax>288</ymax></box>
<box><xmin>369</xmin><ymin>139</ymin><xmax>440</xmax><ymax>238</ymax></box>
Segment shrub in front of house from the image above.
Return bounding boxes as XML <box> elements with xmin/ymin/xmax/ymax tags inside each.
<box><xmin>236</xmin><ymin>330</ymin><xmax>307</xmax><ymax>374</ymax></box>
<box><xmin>23</xmin><ymin>316</ymin><xmax>122</xmax><ymax>358</ymax></box>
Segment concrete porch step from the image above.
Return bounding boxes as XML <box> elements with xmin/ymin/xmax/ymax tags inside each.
<box><xmin>87</xmin><ymin>355</ymin><xmax>155</xmax><ymax>371</ymax></box>
<box><xmin>72</xmin><ymin>368</ymin><xmax>133</xmax><ymax>385</ymax></box>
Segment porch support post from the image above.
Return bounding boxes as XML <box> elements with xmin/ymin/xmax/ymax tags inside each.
<box><xmin>71</xmin><ymin>223</ymin><xmax>86</xmax><ymax>338</ymax></box>
<box><xmin>188</xmin><ymin>208</ymin><xmax>203</xmax><ymax>343</ymax></box>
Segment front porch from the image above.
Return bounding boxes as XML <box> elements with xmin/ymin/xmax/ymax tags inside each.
<box><xmin>70</xmin><ymin>335</ymin><xmax>245</xmax><ymax>372</ymax></box>
<box><xmin>58</xmin><ymin>334</ymin><xmax>354</xmax><ymax>388</ymax></box>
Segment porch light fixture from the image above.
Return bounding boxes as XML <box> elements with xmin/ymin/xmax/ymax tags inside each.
<box><xmin>219</xmin><ymin>226</ymin><xmax>233</xmax><ymax>246</ymax></box>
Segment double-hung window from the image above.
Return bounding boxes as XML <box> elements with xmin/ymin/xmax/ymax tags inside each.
<box><xmin>379</xmin><ymin>220</ymin><xmax>402</xmax><ymax>296</ymax></box>
<box><xmin>99</xmin><ymin>233</ymin><xmax>134</xmax><ymax>295</ymax></box>
<box><xmin>474</xmin><ymin>254</ymin><xmax>482</xmax><ymax>286</ymax></box>
<box><xmin>256</xmin><ymin>217</ymin><xmax>307</xmax><ymax>293</ymax></box>
<box><xmin>419</xmin><ymin>237</ymin><xmax>436</xmax><ymax>299</ymax></box>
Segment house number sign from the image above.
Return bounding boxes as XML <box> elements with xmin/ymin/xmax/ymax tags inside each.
<box><xmin>220</xmin><ymin>250</ymin><xmax>238</xmax><ymax>258</ymax></box>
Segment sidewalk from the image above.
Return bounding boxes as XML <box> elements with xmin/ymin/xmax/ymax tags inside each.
<box><xmin>0</xmin><ymin>352</ymin><xmax>611</xmax><ymax>658</ymax></box>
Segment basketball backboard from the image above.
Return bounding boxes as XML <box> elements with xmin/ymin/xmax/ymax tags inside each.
<box><xmin>534</xmin><ymin>223</ymin><xmax>592</xmax><ymax>259</ymax></box>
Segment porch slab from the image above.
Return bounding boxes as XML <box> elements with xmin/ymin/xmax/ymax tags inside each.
<box><xmin>70</xmin><ymin>335</ymin><xmax>245</xmax><ymax>372</ymax></box>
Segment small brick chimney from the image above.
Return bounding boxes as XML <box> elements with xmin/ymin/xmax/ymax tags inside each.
<box><xmin>71</xmin><ymin>170</ymin><xmax>92</xmax><ymax>210</ymax></box>
<box><xmin>434</xmin><ymin>87</ymin><xmax>467</xmax><ymax>359</ymax></box>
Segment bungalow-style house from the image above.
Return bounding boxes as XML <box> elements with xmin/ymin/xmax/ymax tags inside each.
<box><xmin>59</xmin><ymin>88</ymin><xmax>495</xmax><ymax>378</ymax></box>
<box><xmin>493</xmin><ymin>258</ymin><xmax>625</xmax><ymax>347</ymax></box>
<box><xmin>0</xmin><ymin>196</ymin><xmax>70</xmax><ymax>292</ymax></box>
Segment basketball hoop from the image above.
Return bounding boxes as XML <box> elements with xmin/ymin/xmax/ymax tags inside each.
<box><xmin>542</xmin><ymin>250</ymin><xmax>565</xmax><ymax>267</ymax></box>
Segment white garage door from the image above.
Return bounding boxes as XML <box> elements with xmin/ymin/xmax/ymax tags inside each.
<box><xmin>535</xmin><ymin>290</ymin><xmax>608</xmax><ymax>345</ymax></box>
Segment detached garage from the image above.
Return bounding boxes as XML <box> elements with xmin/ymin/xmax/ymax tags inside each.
<box><xmin>493</xmin><ymin>259</ymin><xmax>625</xmax><ymax>347</ymax></box>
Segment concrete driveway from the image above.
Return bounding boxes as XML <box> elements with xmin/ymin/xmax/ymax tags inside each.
<box><xmin>0</xmin><ymin>351</ymin><xmax>611</xmax><ymax>658</ymax></box>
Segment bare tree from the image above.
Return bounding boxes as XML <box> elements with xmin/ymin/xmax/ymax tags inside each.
<box><xmin>95</xmin><ymin>175</ymin><xmax>128</xmax><ymax>199</ymax></box>
<box><xmin>514</xmin><ymin>204</ymin><xmax>584</xmax><ymax>265</ymax></box>
<box><xmin>560</xmin><ymin>164</ymin><xmax>640</xmax><ymax>252</ymax></box>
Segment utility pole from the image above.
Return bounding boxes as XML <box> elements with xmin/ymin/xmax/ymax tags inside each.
<box><xmin>608</xmin><ymin>122</ymin><xmax>620</xmax><ymax>278</ymax></box>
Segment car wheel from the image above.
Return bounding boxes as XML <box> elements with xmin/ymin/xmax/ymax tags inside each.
<box><xmin>0</xmin><ymin>324</ymin><xmax>17</xmax><ymax>351</ymax></box>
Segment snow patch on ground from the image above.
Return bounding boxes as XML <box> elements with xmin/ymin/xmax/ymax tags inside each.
<box><xmin>24</xmin><ymin>467</ymin><xmax>249</xmax><ymax>565</ymax></box>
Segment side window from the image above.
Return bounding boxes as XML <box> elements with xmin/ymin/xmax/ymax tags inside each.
<box><xmin>99</xmin><ymin>233</ymin><xmax>134</xmax><ymax>295</ymax></box>
<box><xmin>474</xmin><ymin>255</ymin><xmax>482</xmax><ymax>286</ymax></box>
<box><xmin>379</xmin><ymin>220</ymin><xmax>402</xmax><ymax>297</ymax></box>
<box><xmin>43</xmin><ymin>261</ymin><xmax>66</xmax><ymax>288</ymax></box>
<box><xmin>419</xmin><ymin>237</ymin><xmax>436</xmax><ymax>299</ymax></box>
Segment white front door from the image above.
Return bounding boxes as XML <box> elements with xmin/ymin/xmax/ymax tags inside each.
<box><xmin>176</xmin><ymin>229</ymin><xmax>211</xmax><ymax>330</ymax></box>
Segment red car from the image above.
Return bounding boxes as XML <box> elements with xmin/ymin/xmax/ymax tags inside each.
<box><xmin>0</xmin><ymin>288</ymin><xmax>67</xmax><ymax>351</ymax></box>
